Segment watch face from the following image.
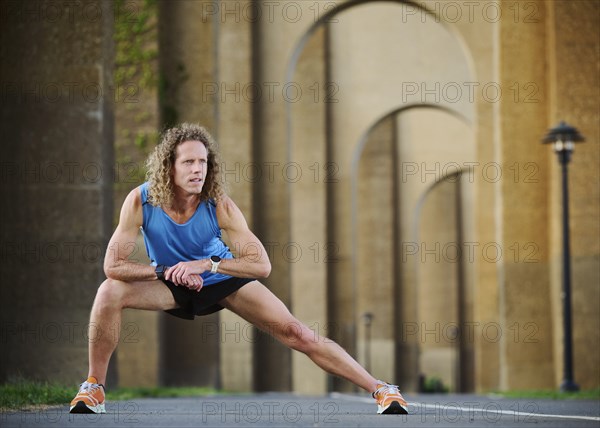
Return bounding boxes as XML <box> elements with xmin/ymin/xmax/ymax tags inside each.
<box><xmin>210</xmin><ymin>255</ymin><xmax>221</xmax><ymax>263</ymax></box>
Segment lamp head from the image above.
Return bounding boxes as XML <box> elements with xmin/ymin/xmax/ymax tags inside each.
<box><xmin>542</xmin><ymin>121</ymin><xmax>585</xmax><ymax>153</ymax></box>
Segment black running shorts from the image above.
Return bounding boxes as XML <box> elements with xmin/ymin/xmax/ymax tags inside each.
<box><xmin>160</xmin><ymin>277</ymin><xmax>255</xmax><ymax>320</ymax></box>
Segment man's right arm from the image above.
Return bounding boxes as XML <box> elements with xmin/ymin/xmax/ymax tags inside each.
<box><xmin>103</xmin><ymin>187</ymin><xmax>157</xmax><ymax>282</ymax></box>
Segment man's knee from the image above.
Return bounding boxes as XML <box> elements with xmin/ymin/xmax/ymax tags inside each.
<box><xmin>280</xmin><ymin>321</ymin><xmax>317</xmax><ymax>353</ymax></box>
<box><xmin>95</xmin><ymin>278</ymin><xmax>128</xmax><ymax>308</ymax></box>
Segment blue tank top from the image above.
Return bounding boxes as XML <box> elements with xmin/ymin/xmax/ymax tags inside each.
<box><xmin>140</xmin><ymin>182</ymin><xmax>233</xmax><ymax>286</ymax></box>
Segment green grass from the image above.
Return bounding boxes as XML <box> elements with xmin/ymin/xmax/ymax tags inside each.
<box><xmin>0</xmin><ymin>379</ymin><xmax>74</xmax><ymax>411</ymax></box>
<box><xmin>490</xmin><ymin>388</ymin><xmax>600</xmax><ymax>400</ymax></box>
<box><xmin>0</xmin><ymin>378</ymin><xmax>220</xmax><ymax>411</ymax></box>
<box><xmin>106</xmin><ymin>386</ymin><xmax>221</xmax><ymax>401</ymax></box>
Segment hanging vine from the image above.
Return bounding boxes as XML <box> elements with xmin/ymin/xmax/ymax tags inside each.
<box><xmin>113</xmin><ymin>0</ymin><xmax>159</xmax><ymax>190</ymax></box>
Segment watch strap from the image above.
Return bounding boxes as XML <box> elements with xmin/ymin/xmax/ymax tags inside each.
<box><xmin>155</xmin><ymin>265</ymin><xmax>167</xmax><ymax>280</ymax></box>
<box><xmin>210</xmin><ymin>257</ymin><xmax>221</xmax><ymax>273</ymax></box>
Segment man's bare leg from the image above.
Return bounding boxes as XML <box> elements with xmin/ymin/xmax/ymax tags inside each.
<box><xmin>220</xmin><ymin>281</ymin><xmax>380</xmax><ymax>393</ymax></box>
<box><xmin>87</xmin><ymin>278</ymin><xmax>178</xmax><ymax>385</ymax></box>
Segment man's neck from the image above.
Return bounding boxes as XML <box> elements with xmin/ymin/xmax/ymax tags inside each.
<box><xmin>169</xmin><ymin>191</ymin><xmax>200</xmax><ymax>213</ymax></box>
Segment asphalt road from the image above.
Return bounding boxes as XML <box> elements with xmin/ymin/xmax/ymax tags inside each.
<box><xmin>3</xmin><ymin>393</ymin><xmax>599</xmax><ymax>428</ymax></box>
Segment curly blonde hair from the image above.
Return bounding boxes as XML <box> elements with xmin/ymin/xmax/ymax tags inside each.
<box><xmin>145</xmin><ymin>123</ymin><xmax>224</xmax><ymax>207</ymax></box>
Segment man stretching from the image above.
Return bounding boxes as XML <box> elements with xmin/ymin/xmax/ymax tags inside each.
<box><xmin>69</xmin><ymin>123</ymin><xmax>408</xmax><ymax>415</ymax></box>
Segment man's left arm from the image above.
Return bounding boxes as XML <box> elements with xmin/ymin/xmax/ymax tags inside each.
<box><xmin>212</xmin><ymin>195</ymin><xmax>272</xmax><ymax>278</ymax></box>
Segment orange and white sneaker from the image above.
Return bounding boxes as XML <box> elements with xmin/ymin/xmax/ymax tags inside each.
<box><xmin>373</xmin><ymin>382</ymin><xmax>408</xmax><ymax>415</ymax></box>
<box><xmin>69</xmin><ymin>376</ymin><xmax>106</xmax><ymax>414</ymax></box>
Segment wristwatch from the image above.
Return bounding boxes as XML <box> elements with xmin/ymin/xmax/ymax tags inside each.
<box><xmin>210</xmin><ymin>255</ymin><xmax>221</xmax><ymax>273</ymax></box>
<box><xmin>155</xmin><ymin>264</ymin><xmax>169</xmax><ymax>280</ymax></box>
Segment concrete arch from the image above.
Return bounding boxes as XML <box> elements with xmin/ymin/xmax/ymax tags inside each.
<box><xmin>284</xmin><ymin>0</ymin><xmax>477</xmax><ymax>92</ymax></box>
<box><xmin>284</xmin><ymin>0</ymin><xmax>478</xmax><ymax>165</ymax></box>
<box><xmin>412</xmin><ymin>168</ymin><xmax>474</xmax><ymax>391</ymax></box>
<box><xmin>349</xmin><ymin>105</ymin><xmax>474</xmax><ymax>387</ymax></box>
<box><xmin>414</xmin><ymin>168</ymin><xmax>471</xmax><ymax>233</ymax></box>
<box><xmin>351</xmin><ymin>105</ymin><xmax>472</xmax><ymax>335</ymax></box>
<box><xmin>282</xmin><ymin>0</ymin><xmax>479</xmax><ymax>390</ymax></box>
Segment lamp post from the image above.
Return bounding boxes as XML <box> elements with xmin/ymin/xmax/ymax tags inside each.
<box><xmin>362</xmin><ymin>312</ymin><xmax>373</xmax><ymax>374</ymax></box>
<box><xmin>542</xmin><ymin>121</ymin><xmax>584</xmax><ymax>392</ymax></box>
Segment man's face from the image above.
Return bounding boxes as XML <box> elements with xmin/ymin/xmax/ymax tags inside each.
<box><xmin>172</xmin><ymin>140</ymin><xmax>208</xmax><ymax>196</ymax></box>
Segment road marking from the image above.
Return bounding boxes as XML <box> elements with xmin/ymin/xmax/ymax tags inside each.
<box><xmin>330</xmin><ymin>393</ymin><xmax>600</xmax><ymax>422</ymax></box>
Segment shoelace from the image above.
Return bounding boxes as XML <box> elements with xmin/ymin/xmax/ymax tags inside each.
<box><xmin>78</xmin><ymin>381</ymin><xmax>102</xmax><ymax>394</ymax></box>
<box><xmin>373</xmin><ymin>383</ymin><xmax>400</xmax><ymax>398</ymax></box>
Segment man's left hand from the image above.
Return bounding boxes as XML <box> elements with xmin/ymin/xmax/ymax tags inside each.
<box><xmin>165</xmin><ymin>260</ymin><xmax>210</xmax><ymax>292</ymax></box>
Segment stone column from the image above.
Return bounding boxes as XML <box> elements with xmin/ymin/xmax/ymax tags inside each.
<box><xmin>157</xmin><ymin>0</ymin><xmax>220</xmax><ymax>387</ymax></box>
<box><xmin>288</xmin><ymin>26</ymin><xmax>328</xmax><ymax>394</ymax></box>
<box><xmin>356</xmin><ymin>116</ymin><xmax>396</xmax><ymax>384</ymax></box>
<box><xmin>418</xmin><ymin>179</ymin><xmax>460</xmax><ymax>391</ymax></box>
<box><xmin>250</xmin><ymin>0</ymin><xmax>325</xmax><ymax>392</ymax></box>
<box><xmin>0</xmin><ymin>0</ymin><xmax>115</xmax><ymax>384</ymax></box>
<box><xmin>216</xmin><ymin>0</ymin><xmax>255</xmax><ymax>393</ymax></box>
<box><xmin>497</xmin><ymin>0</ymin><xmax>554</xmax><ymax>390</ymax></box>
<box><xmin>462</xmin><ymin>15</ymin><xmax>501</xmax><ymax>395</ymax></box>
<box><xmin>250</xmin><ymin>0</ymin><xmax>293</xmax><ymax>392</ymax></box>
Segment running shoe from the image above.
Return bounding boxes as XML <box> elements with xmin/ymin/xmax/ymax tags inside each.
<box><xmin>373</xmin><ymin>382</ymin><xmax>408</xmax><ymax>414</ymax></box>
<box><xmin>69</xmin><ymin>376</ymin><xmax>106</xmax><ymax>414</ymax></box>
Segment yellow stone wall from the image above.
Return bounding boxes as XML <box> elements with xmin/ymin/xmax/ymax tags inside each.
<box><xmin>111</xmin><ymin>0</ymin><xmax>600</xmax><ymax>393</ymax></box>
<box><xmin>5</xmin><ymin>0</ymin><xmax>597</xmax><ymax>395</ymax></box>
